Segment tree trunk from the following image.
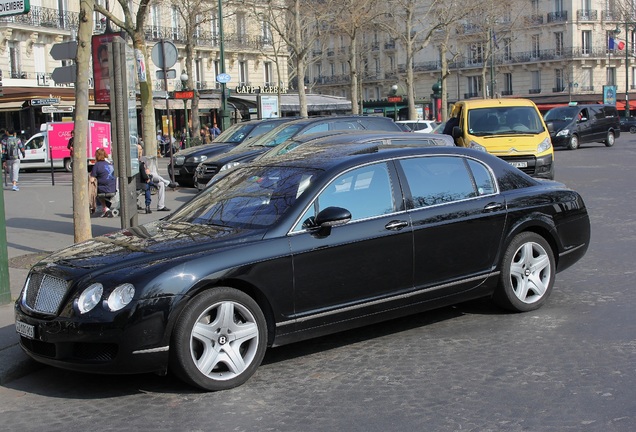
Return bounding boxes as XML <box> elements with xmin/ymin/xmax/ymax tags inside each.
<box><xmin>132</xmin><ymin>35</ymin><xmax>157</xmax><ymax>156</ymax></box>
<box><xmin>72</xmin><ymin>0</ymin><xmax>94</xmax><ymax>243</ymax></box>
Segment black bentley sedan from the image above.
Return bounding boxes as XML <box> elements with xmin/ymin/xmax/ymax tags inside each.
<box><xmin>15</xmin><ymin>141</ymin><xmax>590</xmax><ymax>391</ymax></box>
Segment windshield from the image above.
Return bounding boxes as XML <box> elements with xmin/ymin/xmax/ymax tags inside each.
<box><xmin>544</xmin><ymin>107</ymin><xmax>579</xmax><ymax>122</ymax></box>
<box><xmin>467</xmin><ymin>106</ymin><xmax>545</xmax><ymax>136</ymax></box>
<box><xmin>168</xmin><ymin>165</ymin><xmax>320</xmax><ymax>229</ymax></box>
<box><xmin>212</xmin><ymin>123</ymin><xmax>257</xmax><ymax>144</ymax></box>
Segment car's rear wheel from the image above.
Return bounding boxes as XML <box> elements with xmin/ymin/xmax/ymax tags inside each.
<box><xmin>629</xmin><ymin>126</ymin><xmax>636</xmax><ymax>134</ymax></box>
<box><xmin>567</xmin><ymin>134</ymin><xmax>579</xmax><ymax>150</ymax></box>
<box><xmin>493</xmin><ymin>232</ymin><xmax>555</xmax><ymax>312</ymax></box>
<box><xmin>64</xmin><ymin>158</ymin><xmax>72</xmax><ymax>172</ymax></box>
<box><xmin>605</xmin><ymin>131</ymin><xmax>615</xmax><ymax>147</ymax></box>
<box><xmin>171</xmin><ymin>287</ymin><xmax>267</xmax><ymax>391</ymax></box>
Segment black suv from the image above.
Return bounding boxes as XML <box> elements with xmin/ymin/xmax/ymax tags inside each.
<box><xmin>194</xmin><ymin>116</ymin><xmax>402</xmax><ymax>189</ymax></box>
<box><xmin>168</xmin><ymin>118</ymin><xmax>293</xmax><ymax>186</ymax></box>
<box><xmin>544</xmin><ymin>104</ymin><xmax>621</xmax><ymax>150</ymax></box>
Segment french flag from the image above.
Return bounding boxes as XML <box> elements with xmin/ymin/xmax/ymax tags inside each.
<box><xmin>609</xmin><ymin>37</ymin><xmax>626</xmax><ymax>50</ymax></box>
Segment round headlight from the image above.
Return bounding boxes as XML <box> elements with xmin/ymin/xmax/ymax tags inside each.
<box><xmin>220</xmin><ymin>161</ymin><xmax>241</xmax><ymax>172</ymax></box>
<box><xmin>556</xmin><ymin>129</ymin><xmax>570</xmax><ymax>137</ymax></box>
<box><xmin>77</xmin><ymin>283</ymin><xmax>103</xmax><ymax>314</ymax></box>
<box><xmin>107</xmin><ymin>283</ymin><xmax>135</xmax><ymax>312</ymax></box>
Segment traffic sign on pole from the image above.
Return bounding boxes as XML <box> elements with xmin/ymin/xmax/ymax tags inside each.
<box><xmin>51</xmin><ymin>64</ymin><xmax>77</xmax><ymax>85</ymax></box>
<box><xmin>50</xmin><ymin>41</ymin><xmax>78</xmax><ymax>61</ymax></box>
<box><xmin>42</xmin><ymin>105</ymin><xmax>74</xmax><ymax>113</ymax></box>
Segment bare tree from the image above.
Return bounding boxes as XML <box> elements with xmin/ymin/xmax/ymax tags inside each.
<box><xmin>169</xmin><ymin>0</ymin><xmax>218</xmax><ymax>143</ymax></box>
<box><xmin>72</xmin><ymin>0</ymin><xmax>95</xmax><ymax>243</ymax></box>
<box><xmin>94</xmin><ymin>0</ymin><xmax>157</xmax><ymax>155</ymax></box>
<box><xmin>329</xmin><ymin>0</ymin><xmax>388</xmax><ymax>115</ymax></box>
<box><xmin>257</xmin><ymin>0</ymin><xmax>331</xmax><ymax>117</ymax></box>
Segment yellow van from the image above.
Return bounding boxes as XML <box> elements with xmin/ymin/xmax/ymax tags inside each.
<box><xmin>448</xmin><ymin>98</ymin><xmax>554</xmax><ymax>179</ymax></box>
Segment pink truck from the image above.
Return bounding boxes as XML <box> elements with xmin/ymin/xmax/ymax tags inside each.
<box><xmin>21</xmin><ymin>121</ymin><xmax>112</xmax><ymax>172</ymax></box>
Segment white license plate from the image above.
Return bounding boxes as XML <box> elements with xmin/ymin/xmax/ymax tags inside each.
<box><xmin>509</xmin><ymin>161</ymin><xmax>528</xmax><ymax>168</ymax></box>
<box><xmin>16</xmin><ymin>321</ymin><xmax>35</xmax><ymax>339</ymax></box>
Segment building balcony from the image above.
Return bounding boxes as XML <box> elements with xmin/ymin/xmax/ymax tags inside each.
<box><xmin>529</xmin><ymin>88</ymin><xmax>542</xmax><ymax>94</ymax></box>
<box><xmin>501</xmin><ymin>90</ymin><xmax>514</xmax><ymax>96</ymax></box>
<box><xmin>547</xmin><ymin>11</ymin><xmax>568</xmax><ymax>23</ymax></box>
<box><xmin>524</xmin><ymin>14</ymin><xmax>544</xmax><ymax>25</ymax></box>
<box><xmin>602</xmin><ymin>10</ymin><xmax>619</xmax><ymax>21</ymax></box>
<box><xmin>577</xmin><ymin>9</ymin><xmax>598</xmax><ymax>21</ymax></box>
<box><xmin>552</xmin><ymin>86</ymin><xmax>566</xmax><ymax>93</ymax></box>
<box><xmin>464</xmin><ymin>92</ymin><xmax>480</xmax><ymax>98</ymax></box>
<box><xmin>384</xmin><ymin>40</ymin><xmax>396</xmax><ymax>50</ymax></box>
<box><xmin>0</xmin><ymin>5</ymin><xmax>79</xmax><ymax>32</ymax></box>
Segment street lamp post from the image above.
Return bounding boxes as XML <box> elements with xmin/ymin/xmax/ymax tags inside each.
<box><xmin>391</xmin><ymin>84</ymin><xmax>398</xmax><ymax>120</ymax></box>
<box><xmin>218</xmin><ymin>0</ymin><xmax>230</xmax><ymax>131</ymax></box>
<box><xmin>180</xmin><ymin>71</ymin><xmax>190</xmax><ymax>147</ymax></box>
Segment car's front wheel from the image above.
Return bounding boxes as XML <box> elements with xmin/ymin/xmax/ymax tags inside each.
<box><xmin>629</xmin><ymin>126</ymin><xmax>636</xmax><ymax>134</ymax></box>
<box><xmin>605</xmin><ymin>131</ymin><xmax>615</xmax><ymax>147</ymax></box>
<box><xmin>567</xmin><ymin>134</ymin><xmax>579</xmax><ymax>150</ymax></box>
<box><xmin>494</xmin><ymin>232</ymin><xmax>555</xmax><ymax>312</ymax></box>
<box><xmin>171</xmin><ymin>287</ymin><xmax>267</xmax><ymax>391</ymax></box>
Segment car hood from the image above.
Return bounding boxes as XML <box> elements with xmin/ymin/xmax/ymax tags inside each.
<box><xmin>36</xmin><ymin>220</ymin><xmax>265</xmax><ymax>272</ymax></box>
<box><xmin>174</xmin><ymin>143</ymin><xmax>236</xmax><ymax>158</ymax></box>
<box><xmin>545</xmin><ymin>119</ymin><xmax>572</xmax><ymax>133</ymax></box>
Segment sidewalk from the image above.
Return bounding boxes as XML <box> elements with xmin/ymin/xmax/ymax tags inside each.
<box><xmin>0</xmin><ymin>164</ymin><xmax>197</xmax><ymax>384</ymax></box>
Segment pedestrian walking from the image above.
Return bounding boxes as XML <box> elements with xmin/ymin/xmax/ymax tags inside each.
<box><xmin>2</xmin><ymin>128</ymin><xmax>25</xmax><ymax>191</ymax></box>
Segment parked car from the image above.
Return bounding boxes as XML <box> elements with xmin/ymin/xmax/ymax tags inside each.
<box><xmin>193</xmin><ymin>115</ymin><xmax>402</xmax><ymax>189</ymax></box>
<box><xmin>15</xmin><ymin>140</ymin><xmax>590</xmax><ymax>391</ymax></box>
<box><xmin>196</xmin><ymin>131</ymin><xmax>456</xmax><ymax>189</ymax></box>
<box><xmin>619</xmin><ymin>116</ymin><xmax>636</xmax><ymax>133</ymax></box>
<box><xmin>449</xmin><ymin>98</ymin><xmax>554</xmax><ymax>179</ymax></box>
<box><xmin>543</xmin><ymin>103</ymin><xmax>620</xmax><ymax>150</ymax></box>
<box><xmin>396</xmin><ymin>120</ymin><xmax>440</xmax><ymax>133</ymax></box>
<box><xmin>168</xmin><ymin>118</ymin><xmax>293</xmax><ymax>186</ymax></box>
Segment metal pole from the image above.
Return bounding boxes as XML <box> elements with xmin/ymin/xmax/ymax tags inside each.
<box><xmin>161</xmin><ymin>39</ymin><xmax>176</xmax><ymax>183</ymax></box>
<box><xmin>183</xmin><ymin>98</ymin><xmax>189</xmax><ymax>146</ymax></box>
<box><xmin>0</xmin><ymin>181</ymin><xmax>11</xmax><ymax>304</ymax></box>
<box><xmin>218</xmin><ymin>0</ymin><xmax>230</xmax><ymax>131</ymax></box>
<box><xmin>626</xmin><ymin>22</ymin><xmax>630</xmax><ymax>119</ymax></box>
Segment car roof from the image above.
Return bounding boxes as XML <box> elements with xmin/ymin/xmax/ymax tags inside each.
<box><xmin>458</xmin><ymin>98</ymin><xmax>538</xmax><ymax>108</ymax></box>
<box><xmin>251</xmin><ymin>134</ymin><xmax>491</xmax><ymax>173</ymax></box>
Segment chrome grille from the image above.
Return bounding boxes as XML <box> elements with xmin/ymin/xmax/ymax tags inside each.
<box><xmin>24</xmin><ymin>273</ymin><xmax>69</xmax><ymax>315</ymax></box>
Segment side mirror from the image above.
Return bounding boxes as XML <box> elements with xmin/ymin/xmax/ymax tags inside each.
<box><xmin>451</xmin><ymin>125</ymin><xmax>462</xmax><ymax>140</ymax></box>
<box><xmin>309</xmin><ymin>206</ymin><xmax>352</xmax><ymax>238</ymax></box>
<box><xmin>546</xmin><ymin>122</ymin><xmax>554</xmax><ymax>133</ymax></box>
<box><xmin>315</xmin><ymin>206</ymin><xmax>352</xmax><ymax>227</ymax></box>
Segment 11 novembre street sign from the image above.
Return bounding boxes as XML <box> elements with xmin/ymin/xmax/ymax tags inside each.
<box><xmin>0</xmin><ymin>0</ymin><xmax>30</xmax><ymax>17</ymax></box>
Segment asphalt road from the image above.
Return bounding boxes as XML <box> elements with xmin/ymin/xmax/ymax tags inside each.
<box><xmin>1</xmin><ymin>139</ymin><xmax>635</xmax><ymax>432</ymax></box>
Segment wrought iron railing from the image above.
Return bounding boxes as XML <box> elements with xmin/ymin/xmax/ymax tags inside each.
<box><xmin>0</xmin><ymin>6</ymin><xmax>79</xmax><ymax>31</ymax></box>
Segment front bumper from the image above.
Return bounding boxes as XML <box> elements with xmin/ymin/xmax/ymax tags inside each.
<box><xmin>500</xmin><ymin>153</ymin><xmax>554</xmax><ymax>179</ymax></box>
<box><xmin>14</xmin><ymin>296</ymin><xmax>176</xmax><ymax>374</ymax></box>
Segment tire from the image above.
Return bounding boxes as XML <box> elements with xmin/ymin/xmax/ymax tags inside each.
<box><xmin>170</xmin><ymin>287</ymin><xmax>267</xmax><ymax>391</ymax></box>
<box><xmin>493</xmin><ymin>232</ymin><xmax>555</xmax><ymax>312</ymax></box>
<box><xmin>629</xmin><ymin>126</ymin><xmax>636</xmax><ymax>134</ymax></box>
<box><xmin>605</xmin><ymin>131</ymin><xmax>615</xmax><ymax>147</ymax></box>
<box><xmin>64</xmin><ymin>158</ymin><xmax>72</xmax><ymax>172</ymax></box>
<box><xmin>567</xmin><ymin>134</ymin><xmax>579</xmax><ymax>150</ymax></box>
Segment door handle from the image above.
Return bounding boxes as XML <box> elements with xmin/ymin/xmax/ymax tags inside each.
<box><xmin>385</xmin><ymin>220</ymin><xmax>409</xmax><ymax>231</ymax></box>
<box><xmin>484</xmin><ymin>202</ymin><xmax>504</xmax><ymax>212</ymax></box>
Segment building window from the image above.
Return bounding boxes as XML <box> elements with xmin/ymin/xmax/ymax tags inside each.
<box><xmin>262</xmin><ymin>22</ymin><xmax>272</xmax><ymax>45</ymax></box>
<box><xmin>503</xmin><ymin>73</ymin><xmax>513</xmax><ymax>95</ymax></box>
<box><xmin>531</xmin><ymin>0</ymin><xmax>539</xmax><ymax>15</ymax></box>
<box><xmin>469</xmin><ymin>42</ymin><xmax>484</xmax><ymax>65</ymax></box>
<box><xmin>582</xmin><ymin>30</ymin><xmax>592</xmax><ymax>55</ymax></box>
<box><xmin>555</xmin><ymin>32</ymin><xmax>564</xmax><ymax>56</ymax></box>
<box><xmin>171</xmin><ymin>6</ymin><xmax>180</xmax><ymax>40</ymax></box>
<box><xmin>237</xmin><ymin>13</ymin><xmax>247</xmax><ymax>43</ymax></box>
<box><xmin>555</xmin><ymin>0</ymin><xmax>563</xmax><ymax>13</ymax></box>
<box><xmin>239</xmin><ymin>60</ymin><xmax>248</xmax><ymax>85</ymax></box>
<box><xmin>531</xmin><ymin>35</ymin><xmax>540</xmax><ymax>58</ymax></box>
<box><xmin>467</xmin><ymin>76</ymin><xmax>482</xmax><ymax>97</ymax></box>
<box><xmin>149</xmin><ymin>4</ymin><xmax>161</xmax><ymax>38</ymax></box>
<box><xmin>9</xmin><ymin>41</ymin><xmax>21</xmax><ymax>78</ymax></box>
<box><xmin>531</xmin><ymin>70</ymin><xmax>541</xmax><ymax>93</ymax></box>
<box><xmin>502</xmin><ymin>38</ymin><xmax>512</xmax><ymax>62</ymax></box>
<box><xmin>330</xmin><ymin>62</ymin><xmax>335</xmax><ymax>76</ymax></box>
<box><xmin>264</xmin><ymin>62</ymin><xmax>273</xmax><ymax>86</ymax></box>
<box><xmin>580</xmin><ymin>68</ymin><xmax>593</xmax><ymax>91</ymax></box>
<box><xmin>607</xmin><ymin>67</ymin><xmax>616</xmax><ymax>85</ymax></box>
<box><xmin>555</xmin><ymin>69</ymin><xmax>565</xmax><ymax>91</ymax></box>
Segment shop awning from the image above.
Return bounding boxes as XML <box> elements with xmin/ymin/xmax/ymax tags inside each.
<box><xmin>152</xmin><ymin>98</ymin><xmax>220</xmax><ymax>110</ymax></box>
<box><xmin>229</xmin><ymin>94</ymin><xmax>352</xmax><ymax>113</ymax></box>
<box><xmin>0</xmin><ymin>101</ymin><xmax>25</xmax><ymax>112</ymax></box>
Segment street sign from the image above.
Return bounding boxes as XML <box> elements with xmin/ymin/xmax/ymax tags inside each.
<box><xmin>156</xmin><ymin>69</ymin><xmax>177</xmax><ymax>80</ymax></box>
<box><xmin>50</xmin><ymin>41</ymin><xmax>77</xmax><ymax>61</ymax></box>
<box><xmin>216</xmin><ymin>73</ymin><xmax>231</xmax><ymax>84</ymax></box>
<box><xmin>174</xmin><ymin>90</ymin><xmax>195</xmax><ymax>99</ymax></box>
<box><xmin>0</xmin><ymin>0</ymin><xmax>30</xmax><ymax>17</ymax></box>
<box><xmin>51</xmin><ymin>64</ymin><xmax>77</xmax><ymax>84</ymax></box>
<box><xmin>31</xmin><ymin>98</ymin><xmax>60</xmax><ymax>106</ymax></box>
<box><xmin>151</xmin><ymin>41</ymin><xmax>178</xmax><ymax>69</ymax></box>
<box><xmin>42</xmin><ymin>105</ymin><xmax>74</xmax><ymax>113</ymax></box>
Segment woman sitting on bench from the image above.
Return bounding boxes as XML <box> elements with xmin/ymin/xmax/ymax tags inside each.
<box><xmin>90</xmin><ymin>148</ymin><xmax>117</xmax><ymax>218</ymax></box>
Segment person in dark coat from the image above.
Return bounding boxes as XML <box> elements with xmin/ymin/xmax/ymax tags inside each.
<box><xmin>90</xmin><ymin>148</ymin><xmax>117</xmax><ymax>217</ymax></box>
